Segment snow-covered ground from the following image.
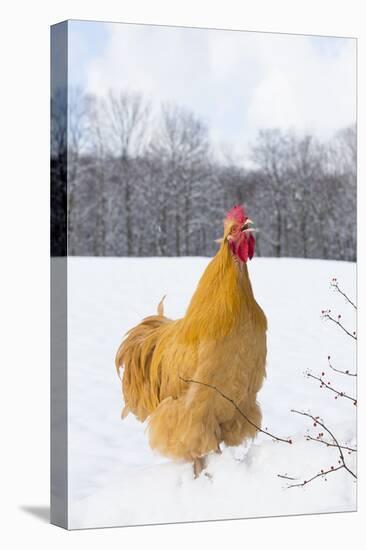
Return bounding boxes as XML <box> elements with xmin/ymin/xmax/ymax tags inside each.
<box><xmin>67</xmin><ymin>257</ymin><xmax>357</xmax><ymax>529</ymax></box>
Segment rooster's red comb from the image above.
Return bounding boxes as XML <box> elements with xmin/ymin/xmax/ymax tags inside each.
<box><xmin>225</xmin><ymin>204</ymin><xmax>246</xmax><ymax>225</ymax></box>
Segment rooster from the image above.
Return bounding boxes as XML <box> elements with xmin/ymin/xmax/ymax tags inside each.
<box><xmin>115</xmin><ymin>205</ymin><xmax>267</xmax><ymax>477</ymax></box>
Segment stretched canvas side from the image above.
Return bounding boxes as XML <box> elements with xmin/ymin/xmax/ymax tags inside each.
<box><xmin>50</xmin><ymin>21</ymin><xmax>68</xmax><ymax>530</ymax></box>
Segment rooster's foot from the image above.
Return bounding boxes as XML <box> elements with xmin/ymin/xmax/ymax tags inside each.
<box><xmin>193</xmin><ymin>456</ymin><xmax>207</xmax><ymax>478</ymax></box>
<box><xmin>215</xmin><ymin>444</ymin><xmax>222</xmax><ymax>454</ymax></box>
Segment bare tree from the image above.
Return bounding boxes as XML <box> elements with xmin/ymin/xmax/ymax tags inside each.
<box><xmin>67</xmin><ymin>87</ymin><xmax>93</xmax><ymax>254</ymax></box>
<box><xmin>250</xmin><ymin>128</ymin><xmax>356</xmax><ymax>261</ymax></box>
<box><xmin>324</xmin><ymin>125</ymin><xmax>357</xmax><ymax>261</ymax></box>
<box><xmin>287</xmin><ymin>133</ymin><xmax>324</xmax><ymax>258</ymax></box>
<box><xmin>103</xmin><ymin>91</ymin><xmax>151</xmax><ymax>256</ymax></box>
<box><xmin>62</xmin><ymin>87</ymin><xmax>356</xmax><ymax>261</ymax></box>
<box><xmin>251</xmin><ymin>129</ymin><xmax>292</xmax><ymax>257</ymax></box>
<box><xmin>51</xmin><ymin>88</ymin><xmax>68</xmax><ymax>255</ymax></box>
<box><xmin>87</xmin><ymin>96</ymin><xmax>109</xmax><ymax>255</ymax></box>
<box><xmin>149</xmin><ymin>104</ymin><xmax>212</xmax><ymax>256</ymax></box>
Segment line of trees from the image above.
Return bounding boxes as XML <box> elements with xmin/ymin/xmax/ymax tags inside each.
<box><xmin>51</xmin><ymin>87</ymin><xmax>356</xmax><ymax>261</ymax></box>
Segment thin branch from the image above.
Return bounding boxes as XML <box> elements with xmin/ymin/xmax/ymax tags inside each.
<box><xmin>180</xmin><ymin>377</ymin><xmax>292</xmax><ymax>444</ymax></box>
<box><xmin>330</xmin><ymin>279</ymin><xmax>357</xmax><ymax>310</ymax></box>
<box><xmin>277</xmin><ymin>474</ymin><xmax>298</xmax><ymax>481</ymax></box>
<box><xmin>321</xmin><ymin>311</ymin><xmax>357</xmax><ymax>340</ymax></box>
<box><xmin>287</xmin><ymin>465</ymin><xmax>344</xmax><ymax>488</ymax></box>
<box><xmin>327</xmin><ymin>356</ymin><xmax>357</xmax><ymax>377</ymax></box>
<box><xmin>305</xmin><ymin>435</ymin><xmax>357</xmax><ymax>453</ymax></box>
<box><xmin>291</xmin><ymin>409</ymin><xmax>356</xmax><ymax>481</ymax></box>
<box><xmin>306</xmin><ymin>372</ymin><xmax>357</xmax><ymax>404</ymax></box>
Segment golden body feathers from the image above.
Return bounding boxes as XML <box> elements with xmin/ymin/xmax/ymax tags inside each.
<box><xmin>115</xmin><ymin>237</ymin><xmax>267</xmax><ymax>462</ymax></box>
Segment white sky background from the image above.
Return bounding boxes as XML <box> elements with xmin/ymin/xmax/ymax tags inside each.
<box><xmin>68</xmin><ymin>20</ymin><xmax>356</xmax><ymax>161</ymax></box>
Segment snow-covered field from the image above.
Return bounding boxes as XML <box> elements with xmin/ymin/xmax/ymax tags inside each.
<box><xmin>67</xmin><ymin>257</ymin><xmax>357</xmax><ymax>529</ymax></box>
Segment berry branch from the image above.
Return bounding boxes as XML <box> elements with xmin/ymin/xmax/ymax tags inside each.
<box><xmin>321</xmin><ymin>310</ymin><xmax>357</xmax><ymax>340</ymax></box>
<box><xmin>327</xmin><ymin>355</ymin><xmax>356</xmax><ymax>377</ymax></box>
<box><xmin>306</xmin><ymin>371</ymin><xmax>357</xmax><ymax>405</ymax></box>
<box><xmin>288</xmin><ymin>409</ymin><xmax>356</xmax><ymax>488</ymax></box>
<box><xmin>286</xmin><ymin>465</ymin><xmax>344</xmax><ymax>488</ymax></box>
<box><xmin>305</xmin><ymin>435</ymin><xmax>356</xmax><ymax>453</ymax></box>
<box><xmin>330</xmin><ymin>278</ymin><xmax>357</xmax><ymax>310</ymax></box>
<box><xmin>287</xmin><ymin>278</ymin><xmax>357</xmax><ymax>489</ymax></box>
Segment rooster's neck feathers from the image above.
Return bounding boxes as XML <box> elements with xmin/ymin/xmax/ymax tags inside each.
<box><xmin>180</xmin><ymin>242</ymin><xmax>261</xmax><ymax>343</ymax></box>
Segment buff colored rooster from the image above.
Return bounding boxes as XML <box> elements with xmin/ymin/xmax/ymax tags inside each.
<box><xmin>115</xmin><ymin>205</ymin><xmax>267</xmax><ymax>477</ymax></box>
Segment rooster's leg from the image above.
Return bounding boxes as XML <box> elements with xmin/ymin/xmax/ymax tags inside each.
<box><xmin>193</xmin><ymin>456</ymin><xmax>207</xmax><ymax>478</ymax></box>
<box><xmin>215</xmin><ymin>444</ymin><xmax>222</xmax><ymax>454</ymax></box>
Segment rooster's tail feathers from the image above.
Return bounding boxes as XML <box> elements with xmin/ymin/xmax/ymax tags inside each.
<box><xmin>157</xmin><ymin>295</ymin><xmax>166</xmax><ymax>316</ymax></box>
<box><xmin>115</xmin><ymin>312</ymin><xmax>172</xmax><ymax>422</ymax></box>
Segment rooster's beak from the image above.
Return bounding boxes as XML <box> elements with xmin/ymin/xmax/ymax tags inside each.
<box><xmin>242</xmin><ymin>219</ymin><xmax>254</xmax><ymax>231</ymax></box>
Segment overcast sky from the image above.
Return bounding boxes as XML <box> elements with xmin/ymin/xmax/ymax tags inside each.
<box><xmin>68</xmin><ymin>20</ymin><xmax>356</xmax><ymax>158</ymax></box>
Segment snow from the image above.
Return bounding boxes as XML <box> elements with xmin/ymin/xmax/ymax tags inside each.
<box><xmin>67</xmin><ymin>257</ymin><xmax>357</xmax><ymax>529</ymax></box>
